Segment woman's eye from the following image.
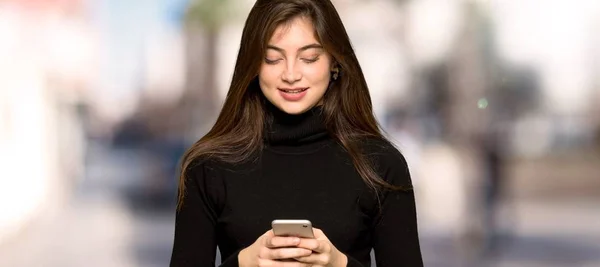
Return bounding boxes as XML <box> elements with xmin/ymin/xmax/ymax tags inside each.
<box><xmin>264</xmin><ymin>58</ymin><xmax>282</xmax><ymax>65</ymax></box>
<box><xmin>302</xmin><ymin>57</ymin><xmax>319</xmax><ymax>64</ymax></box>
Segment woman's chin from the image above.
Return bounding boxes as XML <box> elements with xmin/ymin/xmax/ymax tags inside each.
<box><xmin>273</xmin><ymin>101</ymin><xmax>316</xmax><ymax>115</ymax></box>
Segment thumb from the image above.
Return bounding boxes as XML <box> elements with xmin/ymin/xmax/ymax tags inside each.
<box><xmin>312</xmin><ymin>228</ymin><xmax>325</xmax><ymax>238</ymax></box>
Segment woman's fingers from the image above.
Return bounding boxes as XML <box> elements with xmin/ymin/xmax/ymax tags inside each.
<box><xmin>265</xmin><ymin>235</ymin><xmax>301</xmax><ymax>248</ymax></box>
<box><xmin>297</xmin><ymin>238</ymin><xmax>328</xmax><ymax>253</ymax></box>
<box><xmin>312</xmin><ymin>228</ymin><xmax>325</xmax><ymax>238</ymax></box>
<box><xmin>294</xmin><ymin>252</ymin><xmax>330</xmax><ymax>265</ymax></box>
<box><xmin>259</xmin><ymin>246</ymin><xmax>312</xmax><ymax>260</ymax></box>
<box><xmin>257</xmin><ymin>258</ymin><xmax>313</xmax><ymax>267</ymax></box>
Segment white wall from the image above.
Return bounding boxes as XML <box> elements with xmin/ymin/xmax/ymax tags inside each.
<box><xmin>0</xmin><ymin>4</ymin><xmax>62</xmax><ymax>245</ymax></box>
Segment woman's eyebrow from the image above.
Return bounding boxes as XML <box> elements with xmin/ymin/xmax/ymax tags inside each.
<box><xmin>266</xmin><ymin>43</ymin><xmax>324</xmax><ymax>53</ymax></box>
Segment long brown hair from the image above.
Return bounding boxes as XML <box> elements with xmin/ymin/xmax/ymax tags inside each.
<box><xmin>177</xmin><ymin>0</ymin><xmax>407</xmax><ymax>209</ymax></box>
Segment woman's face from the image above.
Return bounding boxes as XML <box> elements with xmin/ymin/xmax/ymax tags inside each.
<box><xmin>259</xmin><ymin>16</ymin><xmax>333</xmax><ymax>115</ymax></box>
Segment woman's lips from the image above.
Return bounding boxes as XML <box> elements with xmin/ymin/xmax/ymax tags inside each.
<box><xmin>278</xmin><ymin>87</ymin><xmax>309</xmax><ymax>101</ymax></box>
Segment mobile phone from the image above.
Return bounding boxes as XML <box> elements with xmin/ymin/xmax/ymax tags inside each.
<box><xmin>271</xmin><ymin>219</ymin><xmax>315</xmax><ymax>238</ymax></box>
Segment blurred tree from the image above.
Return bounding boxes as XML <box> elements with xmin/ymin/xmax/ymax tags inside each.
<box><xmin>180</xmin><ymin>0</ymin><xmax>239</xmax><ymax>139</ymax></box>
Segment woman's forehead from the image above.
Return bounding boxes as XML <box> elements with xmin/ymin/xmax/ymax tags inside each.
<box><xmin>268</xmin><ymin>17</ymin><xmax>320</xmax><ymax>49</ymax></box>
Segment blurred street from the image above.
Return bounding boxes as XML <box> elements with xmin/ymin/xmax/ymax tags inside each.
<box><xmin>0</xmin><ymin>141</ymin><xmax>174</xmax><ymax>267</ymax></box>
<box><xmin>1</xmin><ymin>140</ymin><xmax>599</xmax><ymax>267</ymax></box>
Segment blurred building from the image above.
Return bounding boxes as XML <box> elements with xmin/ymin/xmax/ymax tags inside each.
<box><xmin>0</xmin><ymin>0</ymin><xmax>98</xmax><ymax>245</ymax></box>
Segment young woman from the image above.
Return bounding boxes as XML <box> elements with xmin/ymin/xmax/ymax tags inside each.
<box><xmin>170</xmin><ymin>0</ymin><xmax>423</xmax><ymax>266</ymax></box>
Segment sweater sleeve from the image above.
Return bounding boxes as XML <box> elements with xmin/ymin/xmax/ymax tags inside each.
<box><xmin>170</xmin><ymin>160</ymin><xmax>239</xmax><ymax>267</ymax></box>
<box><xmin>370</xmin><ymin>143</ymin><xmax>424</xmax><ymax>267</ymax></box>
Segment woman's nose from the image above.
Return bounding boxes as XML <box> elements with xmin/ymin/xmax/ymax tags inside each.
<box><xmin>282</xmin><ymin>62</ymin><xmax>302</xmax><ymax>83</ymax></box>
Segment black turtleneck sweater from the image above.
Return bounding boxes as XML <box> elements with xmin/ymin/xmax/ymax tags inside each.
<box><xmin>170</xmin><ymin>106</ymin><xmax>423</xmax><ymax>267</ymax></box>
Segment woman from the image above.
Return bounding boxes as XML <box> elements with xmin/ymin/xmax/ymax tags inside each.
<box><xmin>170</xmin><ymin>0</ymin><xmax>423</xmax><ymax>266</ymax></box>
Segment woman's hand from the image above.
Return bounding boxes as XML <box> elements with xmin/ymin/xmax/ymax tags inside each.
<box><xmin>238</xmin><ymin>230</ymin><xmax>314</xmax><ymax>267</ymax></box>
<box><xmin>294</xmin><ymin>228</ymin><xmax>348</xmax><ymax>267</ymax></box>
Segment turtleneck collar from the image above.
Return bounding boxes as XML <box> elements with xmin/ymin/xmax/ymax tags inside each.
<box><xmin>264</xmin><ymin>102</ymin><xmax>329</xmax><ymax>147</ymax></box>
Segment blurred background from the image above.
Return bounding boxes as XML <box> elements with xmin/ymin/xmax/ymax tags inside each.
<box><xmin>1</xmin><ymin>0</ymin><xmax>599</xmax><ymax>266</ymax></box>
